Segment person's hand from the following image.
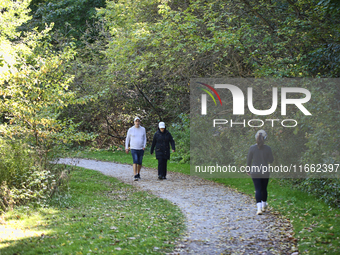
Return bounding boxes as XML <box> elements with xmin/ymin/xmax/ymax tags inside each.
<box><xmin>125</xmin><ymin>149</ymin><xmax>129</xmax><ymax>154</ymax></box>
<box><xmin>143</xmin><ymin>148</ymin><xmax>145</xmax><ymax>151</ymax></box>
<box><xmin>172</xmin><ymin>150</ymin><xmax>175</xmax><ymax>152</ymax></box>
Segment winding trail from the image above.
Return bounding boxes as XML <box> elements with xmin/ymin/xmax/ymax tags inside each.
<box><xmin>57</xmin><ymin>158</ymin><xmax>297</xmax><ymax>255</ymax></box>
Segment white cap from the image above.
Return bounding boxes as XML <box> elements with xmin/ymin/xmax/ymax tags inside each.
<box><xmin>255</xmin><ymin>130</ymin><xmax>267</xmax><ymax>140</ymax></box>
<box><xmin>134</xmin><ymin>117</ymin><xmax>140</xmax><ymax>122</ymax></box>
<box><xmin>159</xmin><ymin>122</ymin><xmax>165</xmax><ymax>129</ymax></box>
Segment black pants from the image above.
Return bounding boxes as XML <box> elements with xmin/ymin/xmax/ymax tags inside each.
<box><xmin>252</xmin><ymin>178</ymin><xmax>269</xmax><ymax>203</ymax></box>
<box><xmin>158</xmin><ymin>158</ymin><xmax>168</xmax><ymax>177</ymax></box>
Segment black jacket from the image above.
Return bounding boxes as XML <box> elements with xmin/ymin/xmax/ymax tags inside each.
<box><xmin>150</xmin><ymin>128</ymin><xmax>175</xmax><ymax>159</ymax></box>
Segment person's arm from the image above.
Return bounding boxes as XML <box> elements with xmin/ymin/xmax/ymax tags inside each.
<box><xmin>150</xmin><ymin>133</ymin><xmax>157</xmax><ymax>155</ymax></box>
<box><xmin>143</xmin><ymin>127</ymin><xmax>147</xmax><ymax>150</ymax></box>
<box><xmin>247</xmin><ymin>147</ymin><xmax>253</xmax><ymax>167</ymax></box>
<box><xmin>268</xmin><ymin>147</ymin><xmax>274</xmax><ymax>163</ymax></box>
<box><xmin>246</xmin><ymin>147</ymin><xmax>253</xmax><ymax>176</ymax></box>
<box><xmin>169</xmin><ymin>132</ymin><xmax>175</xmax><ymax>152</ymax></box>
<box><xmin>125</xmin><ymin>129</ymin><xmax>131</xmax><ymax>153</ymax></box>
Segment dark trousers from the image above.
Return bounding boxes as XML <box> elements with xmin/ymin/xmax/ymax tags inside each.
<box><xmin>252</xmin><ymin>178</ymin><xmax>269</xmax><ymax>203</ymax></box>
<box><xmin>158</xmin><ymin>158</ymin><xmax>168</xmax><ymax>177</ymax></box>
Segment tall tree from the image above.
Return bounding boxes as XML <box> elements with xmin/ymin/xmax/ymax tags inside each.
<box><xmin>28</xmin><ymin>0</ymin><xmax>106</xmax><ymax>40</ymax></box>
<box><xmin>1</xmin><ymin>0</ymin><xmax>93</xmax><ymax>159</ymax></box>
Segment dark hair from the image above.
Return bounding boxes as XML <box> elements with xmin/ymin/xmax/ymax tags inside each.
<box><xmin>257</xmin><ymin>133</ymin><xmax>264</xmax><ymax>149</ymax></box>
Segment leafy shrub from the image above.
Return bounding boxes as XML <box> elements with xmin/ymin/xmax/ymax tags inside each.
<box><xmin>170</xmin><ymin>113</ymin><xmax>190</xmax><ymax>163</ymax></box>
<box><xmin>0</xmin><ymin>182</ymin><xmax>15</xmax><ymax>212</ymax></box>
<box><xmin>0</xmin><ymin>139</ymin><xmax>35</xmax><ymax>187</ymax></box>
<box><xmin>0</xmin><ymin>138</ymin><xmax>70</xmax><ymax>214</ymax></box>
<box><xmin>288</xmin><ymin>178</ymin><xmax>340</xmax><ymax>208</ymax></box>
<box><xmin>10</xmin><ymin>167</ymin><xmax>53</xmax><ymax>205</ymax></box>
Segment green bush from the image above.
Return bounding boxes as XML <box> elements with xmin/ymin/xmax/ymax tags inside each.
<box><xmin>288</xmin><ymin>178</ymin><xmax>340</xmax><ymax>208</ymax></box>
<box><xmin>10</xmin><ymin>167</ymin><xmax>53</xmax><ymax>204</ymax></box>
<box><xmin>0</xmin><ymin>138</ymin><xmax>66</xmax><ymax>213</ymax></box>
<box><xmin>0</xmin><ymin>139</ymin><xmax>35</xmax><ymax>187</ymax></box>
<box><xmin>170</xmin><ymin>113</ymin><xmax>190</xmax><ymax>163</ymax></box>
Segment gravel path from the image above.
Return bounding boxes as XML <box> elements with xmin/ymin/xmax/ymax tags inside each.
<box><xmin>57</xmin><ymin>158</ymin><xmax>298</xmax><ymax>255</ymax></box>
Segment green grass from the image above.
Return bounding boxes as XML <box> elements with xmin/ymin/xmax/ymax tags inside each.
<box><xmin>0</xmin><ymin>166</ymin><xmax>185</xmax><ymax>255</ymax></box>
<box><xmin>72</xmin><ymin>147</ymin><xmax>340</xmax><ymax>255</ymax></box>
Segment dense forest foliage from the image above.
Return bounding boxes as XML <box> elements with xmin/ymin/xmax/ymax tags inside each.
<box><xmin>1</xmin><ymin>0</ymin><xmax>340</xmax><ymax>212</ymax></box>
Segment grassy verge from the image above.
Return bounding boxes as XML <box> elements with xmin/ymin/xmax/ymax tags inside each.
<box><xmin>0</xmin><ymin>166</ymin><xmax>185</xmax><ymax>255</ymax></box>
<box><xmin>71</xmin><ymin>148</ymin><xmax>340</xmax><ymax>255</ymax></box>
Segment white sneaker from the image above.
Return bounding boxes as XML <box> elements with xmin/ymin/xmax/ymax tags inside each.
<box><xmin>262</xmin><ymin>201</ymin><xmax>267</xmax><ymax>212</ymax></box>
<box><xmin>256</xmin><ymin>202</ymin><xmax>262</xmax><ymax>215</ymax></box>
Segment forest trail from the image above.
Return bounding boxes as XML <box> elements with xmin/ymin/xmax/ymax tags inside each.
<box><xmin>58</xmin><ymin>158</ymin><xmax>297</xmax><ymax>255</ymax></box>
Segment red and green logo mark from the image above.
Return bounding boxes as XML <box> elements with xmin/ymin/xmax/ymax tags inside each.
<box><xmin>198</xmin><ymin>82</ymin><xmax>222</xmax><ymax>106</ymax></box>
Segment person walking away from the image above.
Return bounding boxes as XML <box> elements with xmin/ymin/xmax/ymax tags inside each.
<box><xmin>247</xmin><ymin>130</ymin><xmax>274</xmax><ymax>215</ymax></box>
<box><xmin>125</xmin><ymin>117</ymin><xmax>147</xmax><ymax>181</ymax></box>
<box><xmin>150</xmin><ymin>122</ymin><xmax>175</xmax><ymax>180</ymax></box>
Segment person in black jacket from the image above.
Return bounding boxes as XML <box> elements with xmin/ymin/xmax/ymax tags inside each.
<box><xmin>247</xmin><ymin>130</ymin><xmax>274</xmax><ymax>215</ymax></box>
<box><xmin>150</xmin><ymin>122</ymin><xmax>175</xmax><ymax>180</ymax></box>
